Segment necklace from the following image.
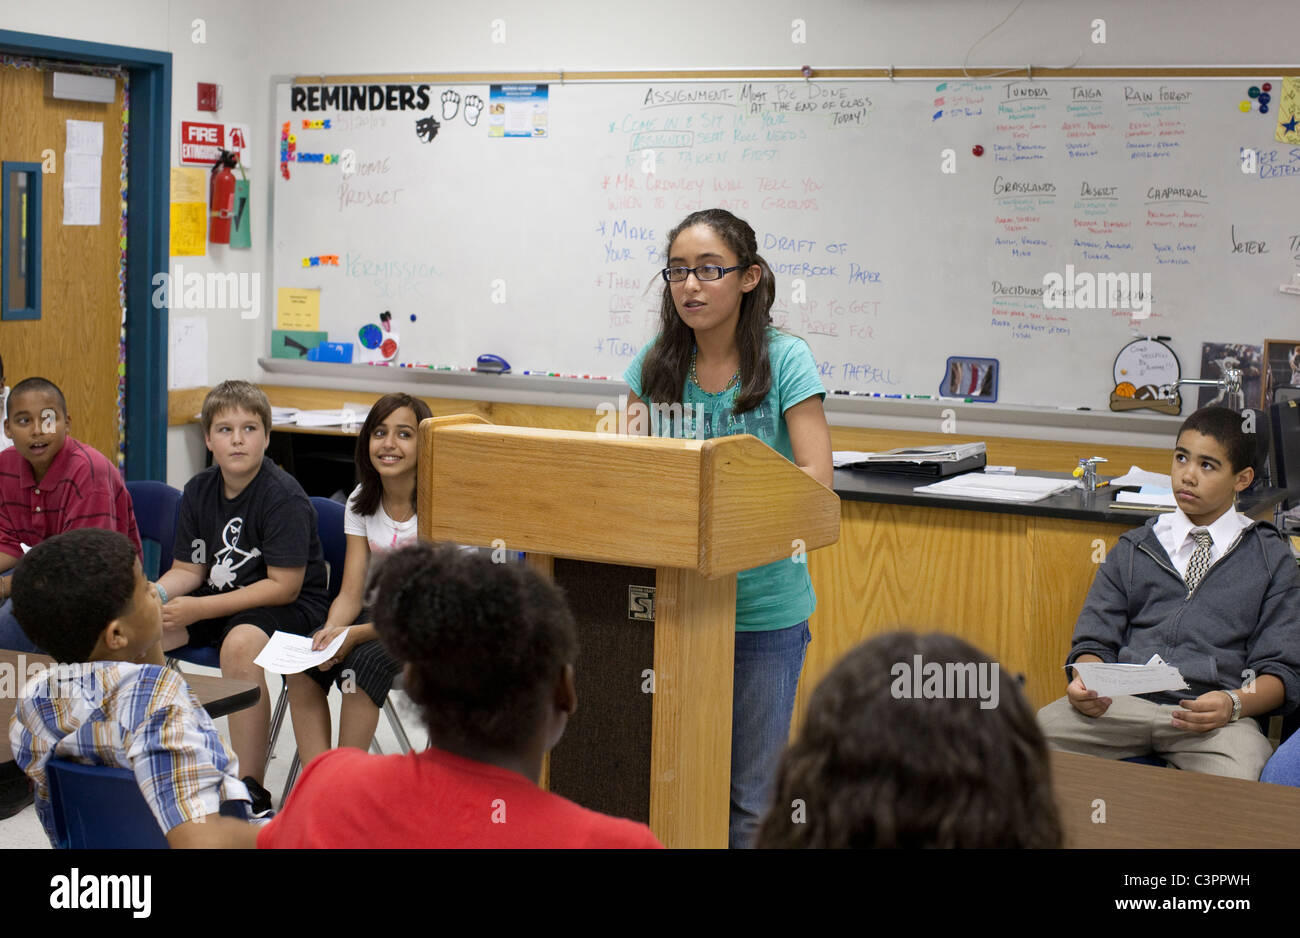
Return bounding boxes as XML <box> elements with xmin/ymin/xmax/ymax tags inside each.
<box><xmin>689</xmin><ymin>348</ymin><xmax>740</xmax><ymax>394</ymax></box>
<box><xmin>382</xmin><ymin>494</ymin><xmax>415</xmax><ymax>524</ymax></box>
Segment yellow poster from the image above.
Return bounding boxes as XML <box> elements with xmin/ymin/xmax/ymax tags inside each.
<box><xmin>276</xmin><ymin>287</ymin><xmax>321</xmax><ymax>330</ymax></box>
<box><xmin>169</xmin><ymin>202</ymin><xmax>206</xmax><ymax>256</ymax></box>
<box><xmin>170</xmin><ymin>166</ymin><xmax>207</xmax><ymax>202</ymax></box>
<box><xmin>1276</xmin><ymin>76</ymin><xmax>1300</xmax><ymax>145</ymax></box>
<box><xmin>169</xmin><ymin>166</ymin><xmax>207</xmax><ymax>256</ymax></box>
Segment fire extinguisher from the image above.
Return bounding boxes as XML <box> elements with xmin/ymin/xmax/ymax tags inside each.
<box><xmin>209</xmin><ymin>149</ymin><xmax>239</xmax><ymax>244</ymax></box>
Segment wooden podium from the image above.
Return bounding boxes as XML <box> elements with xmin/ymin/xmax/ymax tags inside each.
<box><xmin>417</xmin><ymin>415</ymin><xmax>840</xmax><ymax>848</ymax></box>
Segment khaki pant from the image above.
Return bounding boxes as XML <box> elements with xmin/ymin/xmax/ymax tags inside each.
<box><xmin>1037</xmin><ymin>694</ymin><xmax>1274</xmax><ymax>780</ymax></box>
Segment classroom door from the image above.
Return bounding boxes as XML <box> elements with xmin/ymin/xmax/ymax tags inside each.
<box><xmin>0</xmin><ymin>61</ymin><xmax>126</xmax><ymax>464</ymax></box>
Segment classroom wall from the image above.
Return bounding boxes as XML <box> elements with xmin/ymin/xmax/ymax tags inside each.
<box><xmin>6</xmin><ymin>0</ymin><xmax>1300</xmax><ymax>487</ymax></box>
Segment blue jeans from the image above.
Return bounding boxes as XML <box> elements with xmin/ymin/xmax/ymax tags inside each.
<box><xmin>1262</xmin><ymin>732</ymin><xmax>1300</xmax><ymax>786</ymax></box>
<box><xmin>730</xmin><ymin>620</ymin><xmax>810</xmax><ymax>849</ymax></box>
<box><xmin>0</xmin><ymin>598</ymin><xmax>42</xmax><ymax>653</ymax></box>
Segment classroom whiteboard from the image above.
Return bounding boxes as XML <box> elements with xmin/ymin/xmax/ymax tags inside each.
<box><xmin>271</xmin><ymin>76</ymin><xmax>1300</xmax><ymax>408</ymax></box>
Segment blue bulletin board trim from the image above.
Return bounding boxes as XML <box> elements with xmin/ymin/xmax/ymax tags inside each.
<box><xmin>0</xmin><ymin>30</ymin><xmax>171</xmax><ymax>481</ymax></box>
<box><xmin>1</xmin><ymin>161</ymin><xmax>41</xmax><ymax>321</ymax></box>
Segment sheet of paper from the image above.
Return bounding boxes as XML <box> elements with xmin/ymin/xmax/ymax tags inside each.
<box><xmin>913</xmin><ymin>473</ymin><xmax>1076</xmax><ymax>502</ymax></box>
<box><xmin>65</xmin><ymin>119</ymin><xmax>103</xmax><ymax>155</ymax></box>
<box><xmin>169</xmin><ymin>202</ymin><xmax>206</xmax><ymax>256</ymax></box>
<box><xmin>253</xmin><ymin>628</ymin><xmax>349</xmax><ymax>675</ymax></box>
<box><xmin>1068</xmin><ymin>657</ymin><xmax>1189</xmax><ymax>697</ymax></box>
<box><xmin>168</xmin><ymin>317</ymin><xmax>208</xmax><ymax>390</ymax></box>
<box><xmin>276</xmin><ymin>287</ymin><xmax>321</xmax><ymax>330</ymax></box>
<box><xmin>1276</xmin><ymin>76</ymin><xmax>1300</xmax><ymax>145</ymax></box>
<box><xmin>1109</xmin><ymin>466</ymin><xmax>1173</xmax><ymax>489</ymax></box>
<box><xmin>62</xmin><ymin>186</ymin><xmax>100</xmax><ymax>226</ymax></box>
<box><xmin>64</xmin><ymin>152</ymin><xmax>101</xmax><ymax>187</ymax></box>
<box><xmin>170</xmin><ymin>165</ymin><xmax>207</xmax><ymax>202</ymax></box>
<box><xmin>1115</xmin><ymin>490</ymin><xmax>1178</xmax><ymax>507</ymax></box>
<box><xmin>833</xmin><ymin>451</ymin><xmax>875</xmax><ymax>468</ymax></box>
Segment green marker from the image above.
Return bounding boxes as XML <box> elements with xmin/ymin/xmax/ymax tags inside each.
<box><xmin>906</xmin><ymin>394</ymin><xmax>932</xmax><ymax>400</ymax></box>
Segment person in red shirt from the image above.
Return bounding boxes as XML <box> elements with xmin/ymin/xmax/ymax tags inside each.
<box><xmin>0</xmin><ymin>377</ymin><xmax>141</xmax><ymax>654</ymax></box>
<box><xmin>258</xmin><ymin>541</ymin><xmax>663</xmax><ymax>849</ymax></box>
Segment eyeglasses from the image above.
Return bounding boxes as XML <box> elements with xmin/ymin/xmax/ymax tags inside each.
<box><xmin>660</xmin><ymin>265</ymin><xmax>745</xmax><ymax>283</ymax></box>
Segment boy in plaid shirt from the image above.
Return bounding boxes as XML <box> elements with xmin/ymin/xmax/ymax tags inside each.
<box><xmin>7</xmin><ymin>528</ymin><xmax>257</xmax><ymax>847</ymax></box>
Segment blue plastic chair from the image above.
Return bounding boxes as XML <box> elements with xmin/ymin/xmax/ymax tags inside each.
<box><xmin>45</xmin><ymin>758</ymin><xmax>168</xmax><ymax>849</ymax></box>
<box><xmin>125</xmin><ymin>480</ymin><xmax>182</xmax><ymax>582</ymax></box>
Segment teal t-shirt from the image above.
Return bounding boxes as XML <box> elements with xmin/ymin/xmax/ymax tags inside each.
<box><xmin>623</xmin><ymin>328</ymin><xmax>826</xmax><ymax>632</ymax></box>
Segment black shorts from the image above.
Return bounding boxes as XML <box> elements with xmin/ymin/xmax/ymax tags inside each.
<box><xmin>303</xmin><ymin>635</ymin><xmax>403</xmax><ymax>709</ymax></box>
<box><xmin>187</xmin><ymin>602</ymin><xmax>323</xmax><ymax>649</ymax></box>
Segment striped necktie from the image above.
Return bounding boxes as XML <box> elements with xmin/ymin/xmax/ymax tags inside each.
<box><xmin>1184</xmin><ymin>529</ymin><xmax>1213</xmax><ymax>595</ymax></box>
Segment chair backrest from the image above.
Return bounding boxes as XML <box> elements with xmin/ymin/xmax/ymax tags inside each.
<box><xmin>311</xmin><ymin>496</ymin><xmax>347</xmax><ymax>602</ymax></box>
<box><xmin>45</xmin><ymin>758</ymin><xmax>169</xmax><ymax>849</ymax></box>
<box><xmin>1275</xmin><ymin>386</ymin><xmax>1300</xmax><ymax>405</ymax></box>
<box><xmin>126</xmin><ymin>480</ymin><xmax>182</xmax><ymax>581</ymax></box>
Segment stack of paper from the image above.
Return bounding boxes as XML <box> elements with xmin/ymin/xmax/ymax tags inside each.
<box><xmin>834</xmin><ymin>443</ymin><xmax>985</xmax><ymax>467</ymax></box>
<box><xmin>913</xmin><ymin>473</ymin><xmax>1076</xmax><ymax>502</ymax></box>
<box><xmin>293</xmin><ymin>403</ymin><xmax>370</xmax><ymax>428</ymax></box>
<box><xmin>1109</xmin><ymin>466</ymin><xmax>1173</xmax><ymax>489</ymax></box>
<box><xmin>271</xmin><ymin>407</ymin><xmax>299</xmax><ymax>426</ymax></box>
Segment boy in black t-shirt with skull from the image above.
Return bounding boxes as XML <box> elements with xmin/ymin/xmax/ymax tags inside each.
<box><xmin>157</xmin><ymin>380</ymin><xmax>329</xmax><ymax>813</ymax></box>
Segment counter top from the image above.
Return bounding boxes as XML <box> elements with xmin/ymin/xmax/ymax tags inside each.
<box><xmin>832</xmin><ymin>468</ymin><xmax>1295</xmax><ymax>525</ymax></box>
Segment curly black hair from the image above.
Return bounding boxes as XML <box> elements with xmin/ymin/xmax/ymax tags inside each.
<box><xmin>12</xmin><ymin>528</ymin><xmax>139</xmax><ymax>662</ymax></box>
<box><xmin>369</xmin><ymin>542</ymin><xmax>578</xmax><ymax>752</ymax></box>
<box><xmin>756</xmin><ymin>631</ymin><xmax>1063</xmax><ymax>849</ymax></box>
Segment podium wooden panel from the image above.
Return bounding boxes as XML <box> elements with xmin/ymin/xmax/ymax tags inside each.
<box><xmin>418</xmin><ymin>415</ymin><xmax>840</xmax><ymax>848</ymax></box>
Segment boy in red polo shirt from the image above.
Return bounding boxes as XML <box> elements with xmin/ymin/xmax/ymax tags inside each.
<box><xmin>0</xmin><ymin>377</ymin><xmax>141</xmax><ymax>654</ymax></box>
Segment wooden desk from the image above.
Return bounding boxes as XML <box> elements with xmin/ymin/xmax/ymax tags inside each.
<box><xmin>0</xmin><ymin>650</ymin><xmax>259</xmax><ymax>764</ymax></box>
<box><xmin>1052</xmin><ymin>750</ymin><xmax>1300</xmax><ymax>848</ymax></box>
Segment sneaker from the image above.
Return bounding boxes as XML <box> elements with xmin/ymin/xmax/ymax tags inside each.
<box><xmin>241</xmin><ymin>776</ymin><xmax>273</xmax><ymax>817</ymax></box>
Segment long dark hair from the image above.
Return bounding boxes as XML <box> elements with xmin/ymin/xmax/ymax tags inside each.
<box><xmin>351</xmin><ymin>393</ymin><xmax>434</xmax><ymax>517</ymax></box>
<box><xmin>756</xmin><ymin>632</ymin><xmax>1063</xmax><ymax>849</ymax></box>
<box><xmin>640</xmin><ymin>209</ymin><xmax>777</xmax><ymax>415</ymax></box>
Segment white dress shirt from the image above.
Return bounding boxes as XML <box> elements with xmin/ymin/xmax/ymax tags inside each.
<box><xmin>1153</xmin><ymin>505</ymin><xmax>1253</xmax><ymax>583</ymax></box>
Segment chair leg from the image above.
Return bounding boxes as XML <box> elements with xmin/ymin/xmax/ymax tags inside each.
<box><xmin>281</xmin><ymin>750</ymin><xmax>301</xmax><ymax>806</ymax></box>
<box><xmin>384</xmin><ymin>695</ymin><xmax>413</xmax><ymax>754</ymax></box>
<box><xmin>266</xmin><ymin>676</ymin><xmax>289</xmax><ymax>767</ymax></box>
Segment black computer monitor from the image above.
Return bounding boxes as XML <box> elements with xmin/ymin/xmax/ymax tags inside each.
<box><xmin>1269</xmin><ymin>399</ymin><xmax>1300</xmax><ymax>506</ymax></box>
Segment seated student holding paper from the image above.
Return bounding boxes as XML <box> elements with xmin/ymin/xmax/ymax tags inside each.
<box><xmin>1037</xmin><ymin>407</ymin><xmax>1300</xmax><ymax>779</ymax></box>
<box><xmin>156</xmin><ymin>380</ymin><xmax>330</xmax><ymax>814</ymax></box>
<box><xmin>8</xmin><ymin>528</ymin><xmax>256</xmax><ymax>848</ymax></box>
<box><xmin>258</xmin><ymin>542</ymin><xmax>663</xmax><ymax>848</ymax></box>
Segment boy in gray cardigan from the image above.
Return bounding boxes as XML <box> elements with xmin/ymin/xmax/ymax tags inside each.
<box><xmin>1038</xmin><ymin>407</ymin><xmax>1300</xmax><ymax>779</ymax></box>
